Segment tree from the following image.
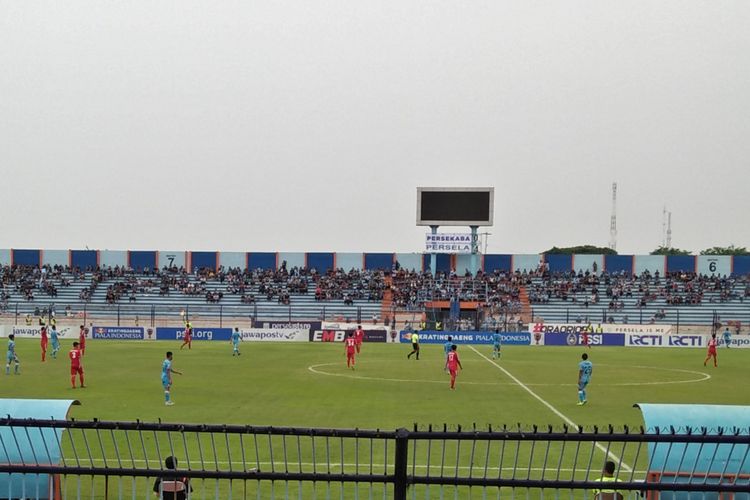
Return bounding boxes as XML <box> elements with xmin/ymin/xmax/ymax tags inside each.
<box><xmin>650</xmin><ymin>246</ymin><xmax>691</xmax><ymax>256</ymax></box>
<box><xmin>544</xmin><ymin>245</ymin><xmax>617</xmax><ymax>255</ymax></box>
<box><xmin>700</xmin><ymin>245</ymin><xmax>750</xmax><ymax>256</ymax></box>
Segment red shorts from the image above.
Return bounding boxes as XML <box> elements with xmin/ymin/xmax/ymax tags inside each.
<box><xmin>347</xmin><ymin>351</ymin><xmax>355</xmax><ymax>359</ymax></box>
<box><xmin>41</xmin><ymin>339</ymin><xmax>48</xmax><ymax>347</ymax></box>
<box><xmin>70</xmin><ymin>366</ymin><xmax>84</xmax><ymax>376</ymax></box>
<box><xmin>708</xmin><ymin>348</ymin><xmax>717</xmax><ymax>356</ymax></box>
<box><xmin>449</xmin><ymin>368</ymin><xmax>458</xmax><ymax>377</ymax></box>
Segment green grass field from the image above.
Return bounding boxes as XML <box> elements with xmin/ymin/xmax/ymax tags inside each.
<box><xmin>2</xmin><ymin>338</ymin><xmax>748</xmax><ymax>498</ymax></box>
<box><xmin>3</xmin><ymin>338</ymin><xmax>747</xmax><ymax>427</ymax></box>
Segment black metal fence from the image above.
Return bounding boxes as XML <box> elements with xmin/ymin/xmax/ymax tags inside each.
<box><xmin>1</xmin><ymin>418</ymin><xmax>749</xmax><ymax>499</ymax></box>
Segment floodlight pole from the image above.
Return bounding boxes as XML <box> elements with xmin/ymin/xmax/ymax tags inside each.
<box><xmin>470</xmin><ymin>226</ymin><xmax>479</xmax><ymax>276</ymax></box>
<box><xmin>430</xmin><ymin>225</ymin><xmax>438</xmax><ymax>276</ymax></box>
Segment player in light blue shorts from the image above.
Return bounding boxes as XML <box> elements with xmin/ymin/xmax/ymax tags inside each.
<box><xmin>6</xmin><ymin>334</ymin><xmax>20</xmax><ymax>375</ymax></box>
<box><xmin>577</xmin><ymin>353</ymin><xmax>592</xmax><ymax>406</ymax></box>
<box><xmin>50</xmin><ymin>326</ymin><xmax>61</xmax><ymax>359</ymax></box>
<box><xmin>161</xmin><ymin>352</ymin><xmax>182</xmax><ymax>405</ymax></box>
<box><xmin>231</xmin><ymin>328</ymin><xmax>242</xmax><ymax>356</ymax></box>
<box><xmin>722</xmin><ymin>327</ymin><xmax>731</xmax><ymax>349</ymax></box>
<box><xmin>492</xmin><ymin>330</ymin><xmax>502</xmax><ymax>359</ymax></box>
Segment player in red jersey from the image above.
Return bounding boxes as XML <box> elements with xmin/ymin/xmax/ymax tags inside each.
<box><xmin>69</xmin><ymin>341</ymin><xmax>85</xmax><ymax>388</ymax></box>
<box><xmin>78</xmin><ymin>325</ymin><xmax>87</xmax><ymax>356</ymax></box>
<box><xmin>354</xmin><ymin>325</ymin><xmax>365</xmax><ymax>354</ymax></box>
<box><xmin>581</xmin><ymin>324</ymin><xmax>592</xmax><ymax>349</ymax></box>
<box><xmin>40</xmin><ymin>326</ymin><xmax>48</xmax><ymax>362</ymax></box>
<box><xmin>704</xmin><ymin>333</ymin><xmax>718</xmax><ymax>367</ymax></box>
<box><xmin>445</xmin><ymin>344</ymin><xmax>463</xmax><ymax>390</ymax></box>
<box><xmin>180</xmin><ymin>321</ymin><xmax>192</xmax><ymax>350</ymax></box>
<box><xmin>345</xmin><ymin>332</ymin><xmax>357</xmax><ymax>369</ymax></box>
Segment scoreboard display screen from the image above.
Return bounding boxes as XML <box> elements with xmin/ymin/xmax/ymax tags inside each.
<box><xmin>417</xmin><ymin>187</ymin><xmax>494</xmax><ymax>226</ymax></box>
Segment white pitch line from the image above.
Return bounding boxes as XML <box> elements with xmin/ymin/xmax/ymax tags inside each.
<box><xmin>308</xmin><ymin>363</ymin><xmax>710</xmax><ymax>387</ymax></box>
<box><xmin>467</xmin><ymin>346</ymin><xmax>634</xmax><ymax>473</ymax></box>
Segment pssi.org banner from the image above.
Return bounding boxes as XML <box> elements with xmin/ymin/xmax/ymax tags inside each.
<box><xmin>0</xmin><ymin>325</ymin><xmax>78</xmax><ymax>338</ymax></box>
<box><xmin>399</xmin><ymin>331</ymin><xmax>531</xmax><ymax>345</ymax></box>
<box><xmin>155</xmin><ymin>327</ymin><xmax>233</xmax><ymax>341</ymax></box>
<box><xmin>239</xmin><ymin>329</ymin><xmax>308</xmax><ymax>342</ymax></box>
<box><xmin>542</xmin><ymin>333</ymin><xmax>626</xmax><ymax>347</ymax></box>
<box><xmin>91</xmin><ymin>326</ymin><xmax>144</xmax><ymax>340</ymax></box>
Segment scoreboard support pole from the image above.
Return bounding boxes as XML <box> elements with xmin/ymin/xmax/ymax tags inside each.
<box><xmin>470</xmin><ymin>225</ymin><xmax>479</xmax><ymax>276</ymax></box>
<box><xmin>429</xmin><ymin>225</ymin><xmax>438</xmax><ymax>275</ymax></box>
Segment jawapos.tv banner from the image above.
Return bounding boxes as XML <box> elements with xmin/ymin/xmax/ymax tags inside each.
<box><xmin>399</xmin><ymin>331</ymin><xmax>531</xmax><ymax>345</ymax></box>
<box><xmin>529</xmin><ymin>322</ymin><xmax>673</xmax><ymax>335</ymax></box>
<box><xmin>239</xmin><ymin>329</ymin><xmax>308</xmax><ymax>342</ymax></box>
<box><xmin>91</xmin><ymin>326</ymin><xmax>144</xmax><ymax>340</ymax></box>
<box><xmin>1</xmin><ymin>325</ymin><xmax>78</xmax><ymax>338</ymax></box>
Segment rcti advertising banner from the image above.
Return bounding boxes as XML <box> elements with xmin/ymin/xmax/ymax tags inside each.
<box><xmin>542</xmin><ymin>333</ymin><xmax>626</xmax><ymax>347</ymax></box>
<box><xmin>398</xmin><ymin>331</ymin><xmax>531</xmax><ymax>345</ymax></box>
<box><xmin>625</xmin><ymin>333</ymin><xmax>706</xmax><ymax>348</ymax></box>
<box><xmin>239</xmin><ymin>329</ymin><xmax>308</xmax><ymax>342</ymax></box>
<box><xmin>530</xmin><ymin>322</ymin><xmax>673</xmax><ymax>335</ymax></box>
<box><xmin>91</xmin><ymin>326</ymin><xmax>144</xmax><ymax>340</ymax></box>
<box><xmin>155</xmin><ymin>327</ymin><xmax>233</xmax><ymax>341</ymax></box>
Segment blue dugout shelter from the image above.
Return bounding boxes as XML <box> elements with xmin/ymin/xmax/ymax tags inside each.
<box><xmin>636</xmin><ymin>403</ymin><xmax>750</xmax><ymax>500</ymax></box>
<box><xmin>0</xmin><ymin>399</ymin><xmax>80</xmax><ymax>500</ymax></box>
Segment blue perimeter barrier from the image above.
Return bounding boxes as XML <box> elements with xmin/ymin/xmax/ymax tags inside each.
<box><xmin>399</xmin><ymin>331</ymin><xmax>531</xmax><ymax>345</ymax></box>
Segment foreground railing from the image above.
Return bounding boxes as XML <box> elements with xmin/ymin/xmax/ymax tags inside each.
<box><xmin>1</xmin><ymin>418</ymin><xmax>749</xmax><ymax>499</ymax></box>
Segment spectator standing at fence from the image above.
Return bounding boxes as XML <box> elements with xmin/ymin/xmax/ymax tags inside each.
<box><xmin>5</xmin><ymin>334</ymin><xmax>20</xmax><ymax>375</ymax></box>
<box><xmin>180</xmin><ymin>322</ymin><xmax>192</xmax><ymax>350</ymax></box>
<box><xmin>50</xmin><ymin>325</ymin><xmax>60</xmax><ymax>359</ymax></box>
<box><xmin>69</xmin><ymin>341</ymin><xmax>84</xmax><ymax>388</ymax></box>
<box><xmin>704</xmin><ymin>333</ymin><xmax>718</xmax><ymax>367</ymax></box>
<box><xmin>577</xmin><ymin>353</ymin><xmax>592</xmax><ymax>406</ymax></box>
<box><xmin>162</xmin><ymin>351</ymin><xmax>182</xmax><ymax>405</ymax></box>
<box><xmin>345</xmin><ymin>331</ymin><xmax>356</xmax><ymax>369</ymax></box>
<box><xmin>446</xmin><ymin>344</ymin><xmax>463</xmax><ymax>390</ymax></box>
<box><xmin>354</xmin><ymin>324</ymin><xmax>365</xmax><ymax>354</ymax></box>
<box><xmin>40</xmin><ymin>325</ymin><xmax>48</xmax><ymax>362</ymax></box>
<box><xmin>592</xmin><ymin>460</ymin><xmax>622</xmax><ymax>499</ymax></box>
<box><xmin>722</xmin><ymin>327</ymin><xmax>731</xmax><ymax>348</ymax></box>
<box><xmin>407</xmin><ymin>332</ymin><xmax>420</xmax><ymax>360</ymax></box>
<box><xmin>231</xmin><ymin>327</ymin><xmax>241</xmax><ymax>356</ymax></box>
<box><xmin>152</xmin><ymin>455</ymin><xmax>191</xmax><ymax>500</ymax></box>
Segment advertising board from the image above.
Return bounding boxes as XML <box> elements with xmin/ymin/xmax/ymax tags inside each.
<box><xmin>155</xmin><ymin>327</ymin><xmax>233</xmax><ymax>341</ymax></box>
<box><xmin>310</xmin><ymin>322</ymin><xmax>389</xmax><ymax>343</ymax></box>
<box><xmin>530</xmin><ymin>322</ymin><xmax>673</xmax><ymax>335</ymax></box>
<box><xmin>542</xmin><ymin>333</ymin><xmax>625</xmax><ymax>347</ymax></box>
<box><xmin>625</xmin><ymin>333</ymin><xmax>706</xmax><ymax>348</ymax></box>
<box><xmin>399</xmin><ymin>331</ymin><xmax>531</xmax><ymax>345</ymax></box>
<box><xmin>239</xmin><ymin>329</ymin><xmax>308</xmax><ymax>342</ymax></box>
<box><xmin>4</xmin><ymin>325</ymin><xmax>78</xmax><ymax>338</ymax></box>
<box><xmin>91</xmin><ymin>326</ymin><xmax>144</xmax><ymax>340</ymax></box>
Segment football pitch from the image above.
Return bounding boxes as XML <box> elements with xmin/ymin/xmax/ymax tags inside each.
<box><xmin>3</xmin><ymin>338</ymin><xmax>748</xmax><ymax>429</ymax></box>
<box><xmin>2</xmin><ymin>339</ymin><xmax>748</xmax><ymax>498</ymax></box>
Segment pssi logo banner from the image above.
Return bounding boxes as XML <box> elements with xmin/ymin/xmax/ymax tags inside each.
<box><xmin>155</xmin><ymin>327</ymin><xmax>233</xmax><ymax>341</ymax></box>
<box><xmin>543</xmin><ymin>333</ymin><xmax>625</xmax><ymax>346</ymax></box>
<box><xmin>626</xmin><ymin>334</ymin><xmax>705</xmax><ymax>348</ymax></box>
<box><xmin>92</xmin><ymin>326</ymin><xmax>144</xmax><ymax>340</ymax></box>
<box><xmin>398</xmin><ymin>331</ymin><xmax>531</xmax><ymax>345</ymax></box>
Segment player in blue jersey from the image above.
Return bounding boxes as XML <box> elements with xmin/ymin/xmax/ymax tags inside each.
<box><xmin>231</xmin><ymin>328</ymin><xmax>242</xmax><ymax>356</ymax></box>
<box><xmin>577</xmin><ymin>353</ymin><xmax>592</xmax><ymax>406</ymax></box>
<box><xmin>722</xmin><ymin>327</ymin><xmax>731</xmax><ymax>349</ymax></box>
<box><xmin>6</xmin><ymin>334</ymin><xmax>20</xmax><ymax>375</ymax></box>
<box><xmin>162</xmin><ymin>352</ymin><xmax>182</xmax><ymax>406</ymax></box>
<box><xmin>491</xmin><ymin>329</ymin><xmax>502</xmax><ymax>359</ymax></box>
<box><xmin>50</xmin><ymin>326</ymin><xmax>61</xmax><ymax>359</ymax></box>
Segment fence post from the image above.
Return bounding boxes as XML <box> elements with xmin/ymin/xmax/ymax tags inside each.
<box><xmin>220</xmin><ymin>305</ymin><xmax>223</xmax><ymax>328</ymax></box>
<box><xmin>15</xmin><ymin>303</ymin><xmax>18</xmax><ymax>325</ymax></box>
<box><xmin>393</xmin><ymin>428</ymin><xmax>410</xmax><ymax>500</ymax></box>
<box><xmin>117</xmin><ymin>304</ymin><xmax>120</xmax><ymax>326</ymax></box>
<box><xmin>83</xmin><ymin>304</ymin><xmax>87</xmax><ymax>326</ymax></box>
<box><xmin>676</xmin><ymin>309</ymin><xmax>680</xmax><ymax>334</ymax></box>
<box><xmin>357</xmin><ymin>306</ymin><xmax>361</xmax><ymax>324</ymax></box>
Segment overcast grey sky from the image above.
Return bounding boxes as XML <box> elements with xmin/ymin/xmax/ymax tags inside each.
<box><xmin>2</xmin><ymin>1</ymin><xmax>748</xmax><ymax>255</ymax></box>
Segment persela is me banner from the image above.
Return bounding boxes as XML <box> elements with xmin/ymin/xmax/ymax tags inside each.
<box><xmin>529</xmin><ymin>322</ymin><xmax>673</xmax><ymax>335</ymax></box>
<box><xmin>425</xmin><ymin>233</ymin><xmax>473</xmax><ymax>254</ymax></box>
